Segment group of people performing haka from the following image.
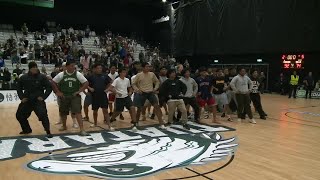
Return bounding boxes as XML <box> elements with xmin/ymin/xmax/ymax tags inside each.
<box><xmin>15</xmin><ymin>61</ymin><xmax>267</xmax><ymax>138</ymax></box>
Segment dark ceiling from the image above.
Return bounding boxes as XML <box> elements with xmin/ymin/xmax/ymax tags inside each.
<box><xmin>53</xmin><ymin>0</ymin><xmax>177</xmax><ymax>19</ymax></box>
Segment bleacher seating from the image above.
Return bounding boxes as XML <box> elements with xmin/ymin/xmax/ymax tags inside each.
<box><xmin>3</xmin><ymin>60</ymin><xmax>55</xmax><ymax>74</ymax></box>
<box><xmin>1</xmin><ymin>24</ymin><xmax>147</xmax><ymax>76</ymax></box>
<box><xmin>82</xmin><ymin>37</ymin><xmax>100</xmax><ymax>54</ymax></box>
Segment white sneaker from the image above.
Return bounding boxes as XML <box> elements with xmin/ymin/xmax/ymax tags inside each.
<box><xmin>109</xmin><ymin>127</ymin><xmax>115</xmax><ymax>131</ymax></box>
<box><xmin>55</xmin><ymin>121</ymin><xmax>62</xmax><ymax>125</ymax></box>
<box><xmin>90</xmin><ymin>124</ymin><xmax>97</xmax><ymax>128</ymax></box>
<box><xmin>159</xmin><ymin>125</ymin><xmax>167</xmax><ymax>130</ymax></box>
<box><xmin>237</xmin><ymin>119</ymin><xmax>242</xmax><ymax>122</ymax></box>
<box><xmin>73</xmin><ymin>123</ymin><xmax>79</xmax><ymax>129</ymax></box>
<box><xmin>249</xmin><ymin>119</ymin><xmax>257</xmax><ymax>124</ymax></box>
<box><xmin>131</xmin><ymin>126</ymin><xmax>138</xmax><ymax>132</ymax></box>
<box><xmin>148</xmin><ymin>113</ymin><xmax>152</xmax><ymax>118</ymax></box>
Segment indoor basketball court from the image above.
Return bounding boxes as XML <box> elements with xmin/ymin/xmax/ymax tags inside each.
<box><xmin>0</xmin><ymin>94</ymin><xmax>319</xmax><ymax>180</ymax></box>
<box><xmin>1</xmin><ymin>0</ymin><xmax>319</xmax><ymax>179</ymax></box>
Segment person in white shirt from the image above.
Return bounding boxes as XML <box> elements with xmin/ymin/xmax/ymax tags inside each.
<box><xmin>108</xmin><ymin>65</ymin><xmax>119</xmax><ymax>81</ymax></box>
<box><xmin>52</xmin><ymin>61</ymin><xmax>89</xmax><ymax>136</ymax></box>
<box><xmin>54</xmin><ymin>62</ymin><xmax>78</xmax><ymax>128</ymax></box>
<box><xmin>179</xmin><ymin>69</ymin><xmax>200</xmax><ymax>123</ymax></box>
<box><xmin>68</xmin><ymin>27</ymin><xmax>74</xmax><ymax>35</ymax></box>
<box><xmin>107</xmin><ymin>65</ymin><xmax>121</xmax><ymax>118</ymax></box>
<box><xmin>230</xmin><ymin>68</ymin><xmax>256</xmax><ymax>124</ymax></box>
<box><xmin>109</xmin><ymin>68</ymin><xmax>137</xmax><ymax>130</ymax></box>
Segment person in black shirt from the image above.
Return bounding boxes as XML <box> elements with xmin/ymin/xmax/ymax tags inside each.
<box><xmin>226</xmin><ymin>68</ymin><xmax>238</xmax><ymax>112</ymax></box>
<box><xmin>259</xmin><ymin>72</ymin><xmax>266</xmax><ymax>94</ymax></box>
<box><xmin>23</xmin><ymin>39</ymin><xmax>29</xmax><ymax>49</ymax></box>
<box><xmin>303</xmin><ymin>72</ymin><xmax>314</xmax><ymax>99</ymax></box>
<box><xmin>160</xmin><ymin>69</ymin><xmax>190</xmax><ymax>130</ymax></box>
<box><xmin>128</xmin><ymin>61</ymin><xmax>141</xmax><ymax>77</ymax></box>
<box><xmin>278</xmin><ymin>73</ymin><xmax>287</xmax><ymax>95</ymax></box>
<box><xmin>212</xmin><ymin>69</ymin><xmax>231</xmax><ymax>121</ymax></box>
<box><xmin>87</xmin><ymin>63</ymin><xmax>113</xmax><ymax>130</ymax></box>
<box><xmin>51</xmin><ymin>67</ymin><xmax>60</xmax><ymax>79</ymax></box>
<box><xmin>139</xmin><ymin>51</ymin><xmax>145</xmax><ymax>62</ymax></box>
<box><xmin>16</xmin><ymin>62</ymin><xmax>53</xmax><ymax>138</ymax></box>
<box><xmin>13</xmin><ymin>64</ymin><xmax>23</xmax><ymax>77</ymax></box>
<box><xmin>224</xmin><ymin>68</ymin><xmax>230</xmax><ymax>84</ymax></box>
<box><xmin>78</xmin><ymin>46</ymin><xmax>86</xmax><ymax>57</ymax></box>
<box><xmin>82</xmin><ymin>69</ymin><xmax>93</xmax><ymax>122</ymax></box>
<box><xmin>250</xmin><ymin>70</ymin><xmax>267</xmax><ymax>120</ymax></box>
<box><xmin>3</xmin><ymin>67</ymin><xmax>11</xmax><ymax>90</ymax></box>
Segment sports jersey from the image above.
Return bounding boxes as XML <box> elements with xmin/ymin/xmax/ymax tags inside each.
<box><xmin>196</xmin><ymin>76</ymin><xmax>212</xmax><ymax>99</ymax></box>
<box><xmin>59</xmin><ymin>72</ymin><xmax>81</xmax><ymax>96</ymax></box>
<box><xmin>212</xmin><ymin>76</ymin><xmax>226</xmax><ymax>94</ymax></box>
<box><xmin>250</xmin><ymin>77</ymin><xmax>260</xmax><ymax>93</ymax></box>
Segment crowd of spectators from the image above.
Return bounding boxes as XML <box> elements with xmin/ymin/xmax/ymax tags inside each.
<box><xmin>0</xmin><ymin>23</ymin><xmax>188</xmax><ymax>90</ymax></box>
<box><xmin>1</xmin><ymin>23</ymin><xmax>319</xmax><ymax>95</ymax></box>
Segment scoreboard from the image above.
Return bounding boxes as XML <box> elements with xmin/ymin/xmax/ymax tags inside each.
<box><xmin>281</xmin><ymin>54</ymin><xmax>304</xmax><ymax>69</ymax></box>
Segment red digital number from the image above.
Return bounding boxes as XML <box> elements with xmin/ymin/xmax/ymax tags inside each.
<box><xmin>284</xmin><ymin>63</ymin><xmax>290</xmax><ymax>68</ymax></box>
<box><xmin>296</xmin><ymin>63</ymin><xmax>301</xmax><ymax>69</ymax></box>
<box><xmin>293</xmin><ymin>55</ymin><xmax>297</xmax><ymax>60</ymax></box>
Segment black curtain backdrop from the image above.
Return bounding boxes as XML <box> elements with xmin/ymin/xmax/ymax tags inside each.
<box><xmin>174</xmin><ymin>0</ymin><xmax>320</xmax><ymax>56</ymax></box>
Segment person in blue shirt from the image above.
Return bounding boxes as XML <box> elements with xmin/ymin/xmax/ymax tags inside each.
<box><xmin>196</xmin><ymin>67</ymin><xmax>218</xmax><ymax>123</ymax></box>
<box><xmin>0</xmin><ymin>57</ymin><xmax>4</xmax><ymax>68</ymax></box>
<box><xmin>87</xmin><ymin>63</ymin><xmax>113</xmax><ymax>130</ymax></box>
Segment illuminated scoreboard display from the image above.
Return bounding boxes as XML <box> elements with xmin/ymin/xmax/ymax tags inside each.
<box><xmin>282</xmin><ymin>54</ymin><xmax>304</xmax><ymax>69</ymax></box>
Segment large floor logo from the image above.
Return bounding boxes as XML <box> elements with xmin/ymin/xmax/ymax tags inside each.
<box><xmin>0</xmin><ymin>123</ymin><xmax>237</xmax><ymax>179</ymax></box>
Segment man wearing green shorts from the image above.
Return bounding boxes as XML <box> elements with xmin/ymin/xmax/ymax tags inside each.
<box><xmin>52</xmin><ymin>61</ymin><xmax>89</xmax><ymax>136</ymax></box>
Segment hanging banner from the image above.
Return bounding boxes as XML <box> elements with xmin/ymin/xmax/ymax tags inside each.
<box><xmin>0</xmin><ymin>91</ymin><xmax>86</xmax><ymax>104</ymax></box>
<box><xmin>0</xmin><ymin>90</ymin><xmax>57</xmax><ymax>104</ymax></box>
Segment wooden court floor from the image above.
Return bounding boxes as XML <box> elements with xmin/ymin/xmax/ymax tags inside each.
<box><xmin>0</xmin><ymin>94</ymin><xmax>319</xmax><ymax>180</ymax></box>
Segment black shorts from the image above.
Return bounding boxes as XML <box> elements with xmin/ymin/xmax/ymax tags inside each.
<box><xmin>84</xmin><ymin>93</ymin><xmax>92</xmax><ymax>106</ymax></box>
<box><xmin>115</xmin><ymin>96</ymin><xmax>133</xmax><ymax>112</ymax></box>
<box><xmin>183</xmin><ymin>97</ymin><xmax>197</xmax><ymax>105</ymax></box>
<box><xmin>133</xmin><ymin>92</ymin><xmax>159</xmax><ymax>108</ymax></box>
<box><xmin>92</xmin><ymin>93</ymin><xmax>108</xmax><ymax>110</ymax></box>
<box><xmin>158</xmin><ymin>94</ymin><xmax>167</xmax><ymax>107</ymax></box>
